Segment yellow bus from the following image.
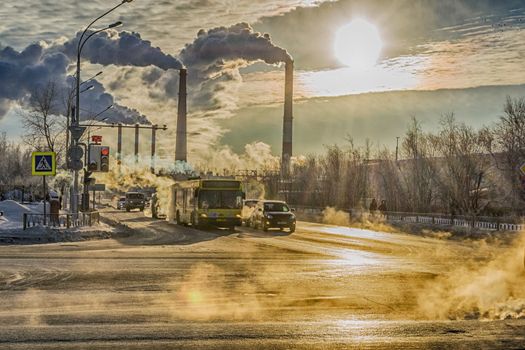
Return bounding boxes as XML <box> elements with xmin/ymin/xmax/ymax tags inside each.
<box><xmin>171</xmin><ymin>178</ymin><xmax>245</xmax><ymax>230</ymax></box>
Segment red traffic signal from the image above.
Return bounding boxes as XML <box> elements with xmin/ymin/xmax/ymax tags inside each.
<box><xmin>100</xmin><ymin>146</ymin><xmax>110</xmax><ymax>172</ymax></box>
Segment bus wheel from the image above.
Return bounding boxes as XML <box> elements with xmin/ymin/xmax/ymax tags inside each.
<box><xmin>228</xmin><ymin>226</ymin><xmax>235</xmax><ymax>232</ymax></box>
<box><xmin>262</xmin><ymin>222</ymin><xmax>268</xmax><ymax>232</ymax></box>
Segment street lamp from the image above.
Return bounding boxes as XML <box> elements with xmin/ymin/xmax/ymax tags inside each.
<box><xmin>71</xmin><ymin>0</ymin><xmax>132</xmax><ymax>214</ymax></box>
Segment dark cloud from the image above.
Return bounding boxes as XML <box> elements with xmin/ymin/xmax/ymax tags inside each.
<box><xmin>220</xmin><ymin>84</ymin><xmax>525</xmax><ymax>155</ymax></box>
<box><xmin>73</xmin><ymin>77</ymin><xmax>149</xmax><ymax>124</ymax></box>
<box><xmin>0</xmin><ymin>30</ymin><xmax>170</xmax><ymax>123</ymax></box>
<box><xmin>180</xmin><ymin>22</ymin><xmax>292</xmax><ymax>75</ymax></box>
<box><xmin>61</xmin><ymin>30</ymin><xmax>183</xmax><ymax>70</ymax></box>
<box><xmin>0</xmin><ymin>43</ymin><xmax>69</xmax><ymax>112</ymax></box>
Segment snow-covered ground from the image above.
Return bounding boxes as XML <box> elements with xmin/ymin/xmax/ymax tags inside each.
<box><xmin>0</xmin><ymin>200</ymin><xmax>37</xmax><ymax>230</ymax></box>
<box><xmin>0</xmin><ymin>200</ymin><xmax>113</xmax><ymax>244</ymax></box>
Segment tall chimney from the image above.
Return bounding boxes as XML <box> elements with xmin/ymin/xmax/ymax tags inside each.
<box><xmin>175</xmin><ymin>68</ymin><xmax>187</xmax><ymax>162</ymax></box>
<box><xmin>281</xmin><ymin>59</ymin><xmax>293</xmax><ymax>178</ymax></box>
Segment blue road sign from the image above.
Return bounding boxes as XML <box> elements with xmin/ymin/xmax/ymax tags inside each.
<box><xmin>32</xmin><ymin>152</ymin><xmax>56</xmax><ymax>176</ymax></box>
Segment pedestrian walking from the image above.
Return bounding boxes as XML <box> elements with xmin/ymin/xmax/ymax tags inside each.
<box><xmin>378</xmin><ymin>200</ymin><xmax>387</xmax><ymax>212</ymax></box>
<box><xmin>369</xmin><ymin>198</ymin><xmax>378</xmax><ymax>212</ymax></box>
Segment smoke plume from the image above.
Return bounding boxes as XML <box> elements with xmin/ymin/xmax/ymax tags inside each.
<box><xmin>61</xmin><ymin>30</ymin><xmax>183</xmax><ymax>70</ymax></box>
<box><xmin>72</xmin><ymin>77</ymin><xmax>149</xmax><ymax>124</ymax></box>
<box><xmin>180</xmin><ymin>22</ymin><xmax>291</xmax><ymax>75</ymax></box>
<box><xmin>0</xmin><ymin>43</ymin><xmax>69</xmax><ymax>117</ymax></box>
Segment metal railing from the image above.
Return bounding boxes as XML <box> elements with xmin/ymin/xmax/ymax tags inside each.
<box><xmin>376</xmin><ymin>211</ymin><xmax>524</xmax><ymax>232</ymax></box>
<box><xmin>23</xmin><ymin>211</ymin><xmax>100</xmax><ymax>230</ymax></box>
<box><xmin>292</xmin><ymin>205</ymin><xmax>524</xmax><ymax>232</ymax></box>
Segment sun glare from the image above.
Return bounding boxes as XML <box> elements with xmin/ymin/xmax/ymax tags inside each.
<box><xmin>334</xmin><ymin>18</ymin><xmax>383</xmax><ymax>70</ymax></box>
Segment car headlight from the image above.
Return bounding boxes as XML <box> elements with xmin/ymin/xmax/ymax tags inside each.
<box><xmin>266</xmin><ymin>214</ymin><xmax>273</xmax><ymax>219</ymax></box>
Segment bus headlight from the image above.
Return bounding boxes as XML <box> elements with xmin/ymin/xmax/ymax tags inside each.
<box><xmin>200</xmin><ymin>213</ymin><xmax>208</xmax><ymax>218</ymax></box>
<box><xmin>236</xmin><ymin>214</ymin><xmax>241</xmax><ymax>218</ymax></box>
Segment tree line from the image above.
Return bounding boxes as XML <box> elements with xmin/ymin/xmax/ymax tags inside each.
<box><xmin>286</xmin><ymin>97</ymin><xmax>525</xmax><ymax>217</ymax></box>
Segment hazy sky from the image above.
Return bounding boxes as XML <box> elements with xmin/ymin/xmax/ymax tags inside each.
<box><xmin>1</xmin><ymin>0</ymin><xmax>524</xmax><ymax>162</ymax></box>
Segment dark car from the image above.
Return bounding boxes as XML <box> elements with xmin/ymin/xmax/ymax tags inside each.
<box><xmin>250</xmin><ymin>200</ymin><xmax>296</xmax><ymax>233</ymax></box>
<box><xmin>125</xmin><ymin>192</ymin><xmax>145</xmax><ymax>212</ymax></box>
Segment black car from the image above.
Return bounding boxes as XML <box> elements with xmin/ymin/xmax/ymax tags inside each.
<box><xmin>250</xmin><ymin>200</ymin><xmax>296</xmax><ymax>233</ymax></box>
<box><xmin>125</xmin><ymin>192</ymin><xmax>145</xmax><ymax>212</ymax></box>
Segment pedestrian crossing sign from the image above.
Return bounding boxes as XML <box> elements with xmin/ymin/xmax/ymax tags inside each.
<box><xmin>32</xmin><ymin>152</ymin><xmax>56</xmax><ymax>176</ymax></box>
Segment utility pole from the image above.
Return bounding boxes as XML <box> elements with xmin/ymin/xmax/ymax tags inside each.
<box><xmin>396</xmin><ymin>136</ymin><xmax>400</xmax><ymax>162</ymax></box>
<box><xmin>151</xmin><ymin>125</ymin><xmax>157</xmax><ymax>173</ymax></box>
<box><xmin>134</xmin><ymin>124</ymin><xmax>140</xmax><ymax>163</ymax></box>
<box><xmin>117</xmin><ymin>123</ymin><xmax>123</xmax><ymax>171</ymax></box>
<box><xmin>71</xmin><ymin>0</ymin><xmax>131</xmax><ymax>213</ymax></box>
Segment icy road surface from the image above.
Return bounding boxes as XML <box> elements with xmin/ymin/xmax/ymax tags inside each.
<box><xmin>0</xmin><ymin>208</ymin><xmax>524</xmax><ymax>349</ymax></box>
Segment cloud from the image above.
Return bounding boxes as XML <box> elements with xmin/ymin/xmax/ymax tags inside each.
<box><xmin>219</xmin><ymin>84</ymin><xmax>525</xmax><ymax>155</ymax></box>
<box><xmin>0</xmin><ymin>27</ymin><xmax>185</xmax><ymax>123</ymax></box>
<box><xmin>74</xmin><ymin>77</ymin><xmax>149</xmax><ymax>124</ymax></box>
<box><xmin>253</xmin><ymin>0</ymin><xmax>525</xmax><ymax>70</ymax></box>
<box><xmin>60</xmin><ymin>30</ymin><xmax>183</xmax><ymax>70</ymax></box>
<box><xmin>180</xmin><ymin>22</ymin><xmax>291</xmax><ymax>75</ymax></box>
<box><xmin>0</xmin><ymin>43</ymin><xmax>69</xmax><ymax>116</ymax></box>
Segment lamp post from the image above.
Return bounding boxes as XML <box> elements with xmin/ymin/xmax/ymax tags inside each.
<box><xmin>71</xmin><ymin>0</ymin><xmax>132</xmax><ymax>214</ymax></box>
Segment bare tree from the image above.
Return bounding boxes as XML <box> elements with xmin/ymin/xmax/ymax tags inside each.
<box><xmin>401</xmin><ymin>117</ymin><xmax>437</xmax><ymax>212</ymax></box>
<box><xmin>431</xmin><ymin>113</ymin><xmax>490</xmax><ymax>215</ymax></box>
<box><xmin>375</xmin><ymin>148</ymin><xmax>406</xmax><ymax>212</ymax></box>
<box><xmin>21</xmin><ymin>81</ymin><xmax>66</xmax><ymax>161</ymax></box>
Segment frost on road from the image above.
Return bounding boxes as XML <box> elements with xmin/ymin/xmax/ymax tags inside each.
<box><xmin>0</xmin><ymin>208</ymin><xmax>524</xmax><ymax>349</ymax></box>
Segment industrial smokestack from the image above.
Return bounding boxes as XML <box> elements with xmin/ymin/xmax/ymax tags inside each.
<box><xmin>175</xmin><ymin>68</ymin><xmax>187</xmax><ymax>162</ymax></box>
<box><xmin>281</xmin><ymin>59</ymin><xmax>293</xmax><ymax>178</ymax></box>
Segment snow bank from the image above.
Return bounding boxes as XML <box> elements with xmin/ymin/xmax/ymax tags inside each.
<box><xmin>0</xmin><ymin>200</ymin><xmax>34</xmax><ymax>229</ymax></box>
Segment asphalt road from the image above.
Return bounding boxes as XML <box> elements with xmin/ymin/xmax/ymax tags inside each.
<box><xmin>0</xmin><ymin>208</ymin><xmax>524</xmax><ymax>349</ymax></box>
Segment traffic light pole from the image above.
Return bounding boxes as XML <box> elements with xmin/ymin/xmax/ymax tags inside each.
<box><xmin>80</xmin><ymin>123</ymin><xmax>167</xmax><ymax>173</ymax></box>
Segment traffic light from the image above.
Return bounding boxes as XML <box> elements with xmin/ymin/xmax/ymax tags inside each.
<box><xmin>88</xmin><ymin>145</ymin><xmax>110</xmax><ymax>172</ymax></box>
<box><xmin>88</xmin><ymin>159</ymin><xmax>98</xmax><ymax>171</ymax></box>
<box><xmin>83</xmin><ymin>169</ymin><xmax>95</xmax><ymax>186</ymax></box>
<box><xmin>100</xmin><ymin>146</ymin><xmax>110</xmax><ymax>172</ymax></box>
<box><xmin>88</xmin><ymin>145</ymin><xmax>100</xmax><ymax>171</ymax></box>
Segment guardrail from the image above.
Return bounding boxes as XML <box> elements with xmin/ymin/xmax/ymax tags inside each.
<box><xmin>292</xmin><ymin>205</ymin><xmax>524</xmax><ymax>232</ymax></box>
<box><xmin>23</xmin><ymin>211</ymin><xmax>100</xmax><ymax>230</ymax></box>
<box><xmin>376</xmin><ymin>211</ymin><xmax>524</xmax><ymax>232</ymax></box>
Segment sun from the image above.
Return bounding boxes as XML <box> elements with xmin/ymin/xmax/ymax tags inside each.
<box><xmin>334</xmin><ymin>18</ymin><xmax>383</xmax><ymax>70</ymax></box>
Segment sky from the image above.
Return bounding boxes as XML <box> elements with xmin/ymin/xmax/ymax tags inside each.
<box><xmin>1</xmin><ymin>0</ymin><xmax>525</xmax><ymax>165</ymax></box>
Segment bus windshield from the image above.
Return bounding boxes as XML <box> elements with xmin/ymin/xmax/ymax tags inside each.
<box><xmin>199</xmin><ymin>190</ymin><xmax>243</xmax><ymax>209</ymax></box>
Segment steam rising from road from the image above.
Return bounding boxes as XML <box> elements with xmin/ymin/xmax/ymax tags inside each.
<box><xmin>418</xmin><ymin>232</ymin><xmax>525</xmax><ymax>320</ymax></box>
